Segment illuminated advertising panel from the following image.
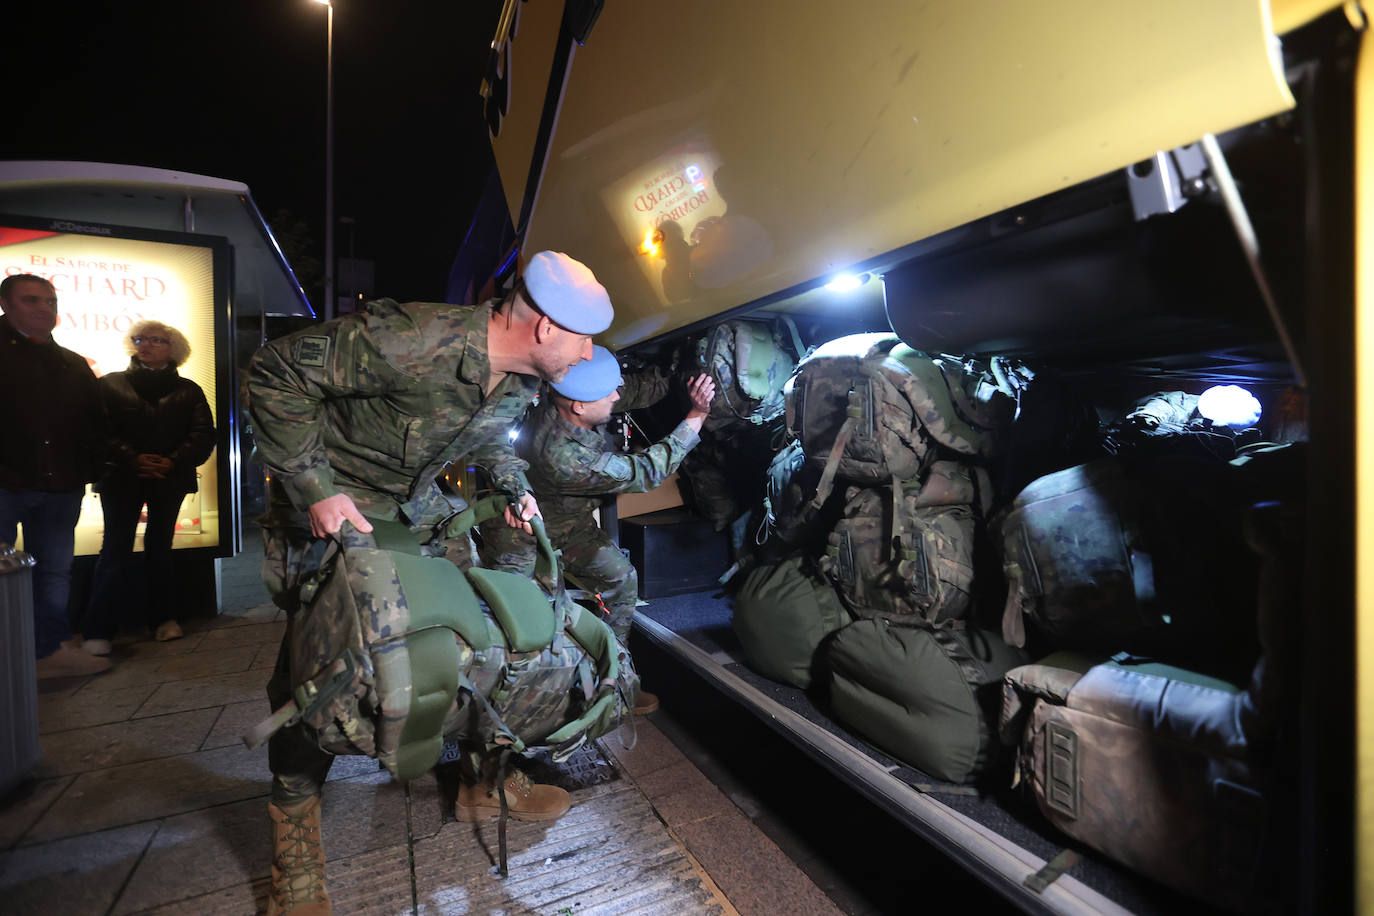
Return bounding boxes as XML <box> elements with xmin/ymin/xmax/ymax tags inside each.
<box><xmin>0</xmin><ymin>215</ymin><xmax>235</xmax><ymax>557</ymax></box>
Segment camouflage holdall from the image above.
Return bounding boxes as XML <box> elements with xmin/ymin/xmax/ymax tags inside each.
<box><xmin>992</xmin><ymin>458</ymin><xmax>1167</xmax><ymax>650</ymax></box>
<box><xmin>819</xmin><ymin>460</ymin><xmax>991</xmax><ymax>624</ymax></box>
<box><xmin>784</xmin><ymin>333</ymin><xmax>1022</xmax><ymax>509</ymax></box>
<box><xmin>1000</xmin><ymin>656</ymin><xmax>1265</xmax><ymax>910</ymax></box>
<box><xmin>245</xmin><ymin>495</ymin><xmax>632</xmax><ymax>782</ymax></box>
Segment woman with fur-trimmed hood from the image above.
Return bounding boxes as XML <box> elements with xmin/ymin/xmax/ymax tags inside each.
<box><xmin>79</xmin><ymin>319</ymin><xmax>215</xmax><ymax>653</ymax></box>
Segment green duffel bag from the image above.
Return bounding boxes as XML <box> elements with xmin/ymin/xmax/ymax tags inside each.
<box><xmin>827</xmin><ymin>618</ymin><xmax>1028</xmax><ymax>783</ymax></box>
<box><xmin>733</xmin><ymin>554</ymin><xmax>851</xmax><ymax>689</ymax></box>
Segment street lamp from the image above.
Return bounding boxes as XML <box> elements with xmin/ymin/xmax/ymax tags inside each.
<box><xmin>313</xmin><ymin>0</ymin><xmax>335</xmax><ymax>321</ymax></box>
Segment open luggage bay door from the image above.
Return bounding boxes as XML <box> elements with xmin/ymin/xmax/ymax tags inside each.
<box><xmin>489</xmin><ymin>0</ymin><xmax>1293</xmax><ymax>347</ymax></box>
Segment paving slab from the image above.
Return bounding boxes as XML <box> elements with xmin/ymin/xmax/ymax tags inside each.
<box><xmin>69</xmin><ymin>656</ymin><xmax>169</xmax><ymax>695</ymax></box>
<box><xmin>634</xmin><ymin>758</ymin><xmax>739</xmax><ymax>829</ymax></box>
<box><xmin>413</xmin><ymin>783</ymin><xmax>732</xmax><ymax>915</ymax></box>
<box><xmin>154</xmin><ymin>645</ymin><xmax>258</xmax><ymax>681</ymax></box>
<box><xmin>596</xmin><ymin>723</ymin><xmax>684</xmax><ymax>780</ymax></box>
<box><xmin>0</xmin><ymin>822</ymin><xmax>157</xmax><ymax>916</ymax></box>
<box><xmin>192</xmin><ymin>620</ymin><xmax>287</xmax><ymax>652</ymax></box>
<box><xmin>320</xmin><ymin>841</ymin><xmax>419</xmax><ymax>915</ymax></box>
<box><xmin>111</xmin><ymin>634</ymin><xmax>207</xmax><ymax>658</ymax></box>
<box><xmin>0</xmin><ymin>777</ymin><xmax>74</xmax><ymax>851</ymax></box>
<box><xmin>127</xmin><ymin>877</ymin><xmax>269</xmax><ymax>916</ymax></box>
<box><xmin>23</xmin><ymin>744</ymin><xmax>271</xmax><ymax>844</ymax></box>
<box><xmin>111</xmin><ymin>797</ymin><xmax>267</xmax><ymax>915</ymax></box>
<box><xmin>37</xmin><ymin>708</ymin><xmax>220</xmax><ymax>776</ymax></box>
<box><xmin>250</xmin><ymin>643</ymin><xmax>280</xmax><ymax>670</ymax></box>
<box><xmin>37</xmin><ymin>682</ymin><xmax>159</xmax><ymax>734</ymax></box>
<box><xmin>675</xmin><ymin>807</ymin><xmax>844</xmax><ymax>916</ymax></box>
<box><xmin>132</xmin><ymin>669</ymin><xmax>269</xmax><ymax>718</ymax></box>
<box><xmin>200</xmin><ymin>698</ymin><xmax>271</xmax><ymax>750</ymax></box>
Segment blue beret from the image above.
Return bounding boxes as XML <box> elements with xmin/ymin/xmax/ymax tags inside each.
<box><xmin>551</xmin><ymin>345</ymin><xmax>623</xmax><ymax>401</ymax></box>
<box><xmin>523</xmin><ymin>251</ymin><xmax>613</xmax><ymax>335</ymax></box>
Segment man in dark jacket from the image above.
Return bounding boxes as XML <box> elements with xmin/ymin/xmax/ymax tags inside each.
<box><xmin>0</xmin><ymin>274</ymin><xmax>110</xmax><ymax>678</ymax></box>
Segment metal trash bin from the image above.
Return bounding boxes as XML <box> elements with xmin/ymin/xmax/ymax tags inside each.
<box><xmin>0</xmin><ymin>543</ymin><xmax>41</xmax><ymax>796</ymax></box>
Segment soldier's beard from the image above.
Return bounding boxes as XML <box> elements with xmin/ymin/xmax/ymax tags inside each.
<box><xmin>532</xmin><ymin>347</ymin><xmax>575</xmax><ymax>383</ymax></box>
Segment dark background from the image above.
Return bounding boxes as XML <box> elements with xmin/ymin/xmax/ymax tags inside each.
<box><xmin>3</xmin><ymin>0</ymin><xmax>505</xmax><ymax>304</ymax></box>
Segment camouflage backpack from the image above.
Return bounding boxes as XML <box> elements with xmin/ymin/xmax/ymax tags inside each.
<box><xmin>245</xmin><ymin>495</ymin><xmax>631</xmax><ymax>783</ymax></box>
<box><xmin>694</xmin><ymin>318</ymin><xmax>808</xmax><ymax>435</ymax></box>
<box><xmin>784</xmin><ymin>333</ymin><xmax>1021</xmax><ymax>509</ymax></box>
<box><xmin>757</xmin><ymin>438</ymin><xmax>824</xmax><ymax>549</ymax></box>
<box><xmin>819</xmin><ymin>460</ymin><xmax>991</xmax><ymax>624</ymax></box>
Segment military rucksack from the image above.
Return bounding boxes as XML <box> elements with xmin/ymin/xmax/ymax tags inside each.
<box><xmin>784</xmin><ymin>333</ymin><xmax>1021</xmax><ymax>507</ymax></box>
<box><xmin>245</xmin><ymin>495</ymin><xmax>630</xmax><ymax>784</ymax></box>
<box><xmin>992</xmin><ymin>459</ymin><xmax>1167</xmax><ymax>650</ymax></box>
<box><xmin>757</xmin><ymin>438</ymin><xmax>824</xmax><ymax>549</ymax></box>
<box><xmin>693</xmin><ymin>318</ymin><xmax>808</xmax><ymax>435</ymax></box>
<box><xmin>819</xmin><ymin>460</ymin><xmax>991</xmax><ymax>624</ymax></box>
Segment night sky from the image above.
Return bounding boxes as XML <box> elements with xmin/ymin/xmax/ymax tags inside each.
<box><xmin>3</xmin><ymin>0</ymin><xmax>504</xmax><ymax>304</ymax></box>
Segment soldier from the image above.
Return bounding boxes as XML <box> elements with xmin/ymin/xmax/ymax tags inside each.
<box><xmin>484</xmin><ymin>346</ymin><xmax>714</xmax><ymax>714</ymax></box>
<box><xmin>247</xmin><ymin>251</ymin><xmax>612</xmax><ymax>916</ymax></box>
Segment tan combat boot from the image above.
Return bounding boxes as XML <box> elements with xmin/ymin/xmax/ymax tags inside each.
<box><xmin>454</xmin><ymin>769</ymin><xmax>571</xmax><ymax>822</ymax></box>
<box><xmin>267</xmin><ymin>796</ymin><xmax>331</xmax><ymax>916</ymax></box>
<box><xmin>632</xmin><ymin>689</ymin><xmax>660</xmax><ymax>715</ymax></box>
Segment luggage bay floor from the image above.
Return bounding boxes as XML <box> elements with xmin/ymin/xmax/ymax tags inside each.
<box><xmin>0</xmin><ymin>543</ymin><xmax>844</xmax><ymax>916</ymax></box>
<box><xmin>632</xmin><ymin>589</ymin><xmax>1207</xmax><ymax>916</ymax></box>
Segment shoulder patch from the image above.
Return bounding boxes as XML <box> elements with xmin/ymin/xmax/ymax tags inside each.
<box><xmin>294</xmin><ymin>335</ymin><xmax>330</xmax><ymax>368</ymax></box>
<box><xmin>592</xmin><ymin>452</ymin><xmax>634</xmax><ymax>481</ymax></box>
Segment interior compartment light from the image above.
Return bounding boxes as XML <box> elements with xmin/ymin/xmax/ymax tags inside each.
<box><xmin>1197</xmin><ymin>385</ymin><xmax>1262</xmax><ymax>428</ymax></box>
<box><xmin>824</xmin><ymin>272</ymin><xmax>870</xmax><ymax>292</ymax></box>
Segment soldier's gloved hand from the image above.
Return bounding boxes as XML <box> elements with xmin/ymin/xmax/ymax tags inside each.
<box><xmin>504</xmin><ymin>492</ymin><xmax>542</xmax><ymax>535</ymax></box>
<box><xmin>309</xmin><ymin>493</ymin><xmax>374</xmax><ymax>538</ymax></box>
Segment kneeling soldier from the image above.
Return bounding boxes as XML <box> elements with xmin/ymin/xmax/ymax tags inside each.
<box><xmin>484</xmin><ymin>346</ymin><xmax>714</xmax><ymax>713</ymax></box>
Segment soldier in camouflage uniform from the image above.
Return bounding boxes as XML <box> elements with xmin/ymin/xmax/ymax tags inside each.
<box><xmin>247</xmin><ymin>251</ymin><xmax>613</xmax><ymax>916</ymax></box>
<box><xmin>483</xmin><ymin>346</ymin><xmax>715</xmax><ymax>715</ymax></box>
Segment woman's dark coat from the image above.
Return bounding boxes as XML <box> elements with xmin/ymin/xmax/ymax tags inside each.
<box><xmin>98</xmin><ymin>359</ymin><xmax>215</xmax><ymax>494</ymax></box>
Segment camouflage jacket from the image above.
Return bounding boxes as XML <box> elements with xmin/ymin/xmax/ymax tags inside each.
<box><xmin>519</xmin><ymin>368</ymin><xmax>696</xmax><ymax>536</ymax></box>
<box><xmin>249</xmin><ymin>299</ymin><xmax>537</xmax><ymax>528</ymax></box>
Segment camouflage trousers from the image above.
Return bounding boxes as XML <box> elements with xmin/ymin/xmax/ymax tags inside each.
<box><xmin>481</xmin><ymin>517</ymin><xmax>639</xmax><ymax>641</ymax></box>
<box><xmin>260</xmin><ymin>526</ymin><xmax>485</xmax><ymax>803</ymax></box>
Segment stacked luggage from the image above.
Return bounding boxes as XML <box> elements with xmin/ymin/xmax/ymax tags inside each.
<box><xmin>677</xmin><ymin>318</ymin><xmax>809</xmax><ymax>539</ymax></box>
<box><xmin>726</xmin><ymin>331</ymin><xmax>1297</xmax><ymax>908</ymax></box>
<box><xmin>734</xmin><ymin>332</ymin><xmax>1031</xmax><ymax>783</ymax></box>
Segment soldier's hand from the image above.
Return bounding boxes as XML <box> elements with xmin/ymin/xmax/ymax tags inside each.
<box><xmin>685</xmin><ymin>373</ymin><xmax>716</xmax><ymax>420</ymax></box>
<box><xmin>504</xmin><ymin>492</ymin><xmax>542</xmax><ymax>535</ymax></box>
<box><xmin>309</xmin><ymin>493</ymin><xmax>374</xmax><ymax>538</ymax></box>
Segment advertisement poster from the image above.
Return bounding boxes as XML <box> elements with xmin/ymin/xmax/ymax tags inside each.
<box><xmin>1</xmin><ymin>223</ymin><xmax>222</xmax><ymax>555</ymax></box>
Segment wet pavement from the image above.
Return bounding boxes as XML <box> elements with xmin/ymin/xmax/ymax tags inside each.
<box><xmin>0</xmin><ymin>531</ymin><xmax>845</xmax><ymax>915</ymax></box>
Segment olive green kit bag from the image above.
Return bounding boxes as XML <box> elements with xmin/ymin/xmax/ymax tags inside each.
<box><xmin>732</xmin><ymin>553</ymin><xmax>851</xmax><ymax>689</ymax></box>
<box><xmin>827</xmin><ymin>618</ymin><xmax>1027</xmax><ymax>783</ymax></box>
<box><xmin>245</xmin><ymin>495</ymin><xmax>632</xmax><ymax>783</ymax></box>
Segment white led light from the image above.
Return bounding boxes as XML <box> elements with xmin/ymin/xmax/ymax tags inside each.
<box><xmin>824</xmin><ymin>272</ymin><xmax>868</xmax><ymax>293</ymax></box>
<box><xmin>1197</xmin><ymin>385</ymin><xmax>1262</xmax><ymax>428</ymax></box>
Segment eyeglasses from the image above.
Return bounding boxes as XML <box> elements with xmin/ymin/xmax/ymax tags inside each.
<box><xmin>132</xmin><ymin>335</ymin><xmax>170</xmax><ymax>346</ymax></box>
